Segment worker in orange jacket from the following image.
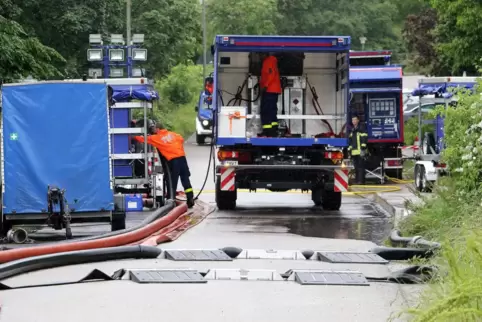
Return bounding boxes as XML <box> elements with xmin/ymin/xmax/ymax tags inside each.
<box><xmin>259</xmin><ymin>53</ymin><xmax>282</xmax><ymax>137</ymax></box>
<box><xmin>205</xmin><ymin>77</ymin><xmax>214</xmax><ymax>95</ymax></box>
<box><xmin>133</xmin><ymin>120</ymin><xmax>194</xmax><ymax>208</ymax></box>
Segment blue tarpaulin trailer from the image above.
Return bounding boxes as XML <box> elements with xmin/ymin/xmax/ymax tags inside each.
<box><xmin>1</xmin><ymin>81</ymin><xmax>126</xmax><ymax>237</ymax></box>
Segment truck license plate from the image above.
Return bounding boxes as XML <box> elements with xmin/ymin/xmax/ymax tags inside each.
<box><xmin>223</xmin><ymin>160</ymin><xmax>238</xmax><ymax>166</ymax></box>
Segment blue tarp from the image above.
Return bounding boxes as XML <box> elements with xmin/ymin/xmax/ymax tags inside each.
<box><xmin>350</xmin><ymin>67</ymin><xmax>402</xmax><ymax>82</ymax></box>
<box><xmin>111</xmin><ymin>84</ymin><xmax>159</xmax><ymax>102</ymax></box>
<box><xmin>2</xmin><ymin>83</ymin><xmax>114</xmax><ymax>214</ymax></box>
<box><xmin>411</xmin><ymin>82</ymin><xmax>477</xmax><ymax>98</ymax></box>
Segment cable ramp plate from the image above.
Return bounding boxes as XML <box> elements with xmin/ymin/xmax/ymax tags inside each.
<box><xmin>160</xmin><ymin>248</ymin><xmax>388</xmax><ymax>264</ymax></box>
<box><xmin>126</xmin><ymin>268</ymin><xmax>369</xmax><ymax>286</ymax></box>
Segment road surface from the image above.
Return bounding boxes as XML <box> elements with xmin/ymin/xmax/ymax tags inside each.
<box><xmin>0</xmin><ymin>137</ymin><xmax>422</xmax><ymax>322</ymax></box>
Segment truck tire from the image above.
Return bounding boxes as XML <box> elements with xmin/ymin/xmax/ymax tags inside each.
<box><xmin>111</xmin><ymin>212</ymin><xmax>126</xmax><ymax>231</ymax></box>
<box><xmin>196</xmin><ymin>134</ymin><xmax>205</xmax><ymax>145</ymax></box>
<box><xmin>311</xmin><ymin>188</ymin><xmax>322</xmax><ymax>206</ymax></box>
<box><xmin>321</xmin><ymin>189</ymin><xmax>342</xmax><ymax>211</ymax></box>
<box><xmin>414</xmin><ymin>165</ymin><xmax>423</xmax><ymax>192</ymax></box>
<box><xmin>215</xmin><ymin>176</ymin><xmax>236</xmax><ymax>210</ymax></box>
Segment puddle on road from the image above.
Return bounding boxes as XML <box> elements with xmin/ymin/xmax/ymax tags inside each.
<box><xmin>286</xmin><ymin>217</ymin><xmax>392</xmax><ymax>245</ymax></box>
<box><xmin>215</xmin><ymin>204</ymin><xmax>393</xmax><ymax>245</ymax></box>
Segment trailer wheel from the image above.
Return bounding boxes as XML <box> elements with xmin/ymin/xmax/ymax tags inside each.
<box><xmin>196</xmin><ymin>134</ymin><xmax>205</xmax><ymax>145</ymax></box>
<box><xmin>215</xmin><ymin>176</ymin><xmax>236</xmax><ymax>210</ymax></box>
<box><xmin>414</xmin><ymin>165</ymin><xmax>424</xmax><ymax>192</ymax></box>
<box><xmin>321</xmin><ymin>189</ymin><xmax>342</xmax><ymax>211</ymax></box>
<box><xmin>111</xmin><ymin>212</ymin><xmax>126</xmax><ymax>231</ymax></box>
<box><xmin>420</xmin><ymin>167</ymin><xmax>433</xmax><ymax>193</ymax></box>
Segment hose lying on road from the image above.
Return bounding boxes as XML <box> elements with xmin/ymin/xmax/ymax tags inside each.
<box><xmin>0</xmin><ymin>245</ymin><xmax>161</xmax><ymax>282</ymax></box>
<box><xmin>370</xmin><ymin>246</ymin><xmax>436</xmax><ymax>261</ymax></box>
<box><xmin>389</xmin><ymin>229</ymin><xmax>442</xmax><ymax>249</ymax></box>
<box><xmin>0</xmin><ymin>203</ymin><xmax>188</xmax><ymax>264</ymax></box>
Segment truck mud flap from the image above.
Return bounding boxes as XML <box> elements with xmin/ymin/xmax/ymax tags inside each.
<box><xmin>334</xmin><ymin>169</ymin><xmax>349</xmax><ymax>192</ymax></box>
<box><xmin>219</xmin><ymin>167</ymin><xmax>235</xmax><ymax>191</ymax></box>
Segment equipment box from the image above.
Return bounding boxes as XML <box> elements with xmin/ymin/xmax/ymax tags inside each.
<box><xmin>125</xmin><ymin>194</ymin><xmax>143</xmax><ymax>212</ymax></box>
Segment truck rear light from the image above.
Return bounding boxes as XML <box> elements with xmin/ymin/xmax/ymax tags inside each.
<box><xmin>324</xmin><ymin>151</ymin><xmax>343</xmax><ymax>160</ymax></box>
<box><xmin>217</xmin><ymin>150</ymin><xmax>239</xmax><ymax>160</ymax></box>
<box><xmin>387</xmin><ymin>160</ymin><xmax>401</xmax><ymax>166</ymax></box>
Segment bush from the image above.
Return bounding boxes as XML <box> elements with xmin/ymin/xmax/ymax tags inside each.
<box><xmin>151</xmin><ymin>62</ymin><xmax>213</xmax><ymax>137</ymax></box>
<box><xmin>398</xmin><ymin>79</ymin><xmax>482</xmax><ymax>321</ymax></box>
<box><xmin>404</xmin><ymin>115</ymin><xmax>434</xmax><ymax>146</ymax></box>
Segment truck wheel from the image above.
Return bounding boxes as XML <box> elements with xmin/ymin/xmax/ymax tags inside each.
<box><xmin>196</xmin><ymin>134</ymin><xmax>205</xmax><ymax>145</ymax></box>
<box><xmin>311</xmin><ymin>188</ymin><xmax>322</xmax><ymax>206</ymax></box>
<box><xmin>215</xmin><ymin>176</ymin><xmax>236</xmax><ymax>210</ymax></box>
<box><xmin>321</xmin><ymin>189</ymin><xmax>342</xmax><ymax>211</ymax></box>
<box><xmin>111</xmin><ymin>212</ymin><xmax>126</xmax><ymax>231</ymax></box>
<box><xmin>420</xmin><ymin>167</ymin><xmax>433</xmax><ymax>193</ymax></box>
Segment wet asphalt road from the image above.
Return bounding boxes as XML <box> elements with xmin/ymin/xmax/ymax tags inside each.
<box><xmin>184</xmin><ymin>136</ymin><xmax>392</xmax><ymax>246</ymax></box>
<box><xmin>0</xmin><ymin>136</ymin><xmax>423</xmax><ymax>322</ymax></box>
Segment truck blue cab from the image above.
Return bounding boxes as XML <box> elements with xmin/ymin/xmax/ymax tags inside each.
<box><xmin>211</xmin><ymin>35</ymin><xmax>352</xmax><ymax>210</ymax></box>
<box><xmin>195</xmin><ymin>75</ymin><xmax>214</xmax><ymax>144</ymax></box>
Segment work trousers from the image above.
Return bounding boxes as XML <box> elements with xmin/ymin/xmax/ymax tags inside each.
<box><xmin>352</xmin><ymin>155</ymin><xmax>366</xmax><ymax>184</ymax></box>
<box><xmin>260</xmin><ymin>92</ymin><xmax>279</xmax><ymax>136</ymax></box>
<box><xmin>168</xmin><ymin>156</ymin><xmax>194</xmax><ymax>200</ymax></box>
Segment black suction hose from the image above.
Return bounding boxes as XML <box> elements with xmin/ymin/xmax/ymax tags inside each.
<box><xmin>0</xmin><ymin>245</ymin><xmax>162</xmax><ymax>281</ymax></box>
<box><xmin>389</xmin><ymin>229</ymin><xmax>441</xmax><ymax>249</ymax></box>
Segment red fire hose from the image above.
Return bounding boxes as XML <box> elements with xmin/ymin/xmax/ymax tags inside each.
<box><xmin>0</xmin><ymin>203</ymin><xmax>188</xmax><ymax>264</ymax></box>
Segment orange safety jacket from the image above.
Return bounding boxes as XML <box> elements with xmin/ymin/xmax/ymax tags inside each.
<box><xmin>134</xmin><ymin>129</ymin><xmax>185</xmax><ymax>161</ymax></box>
<box><xmin>260</xmin><ymin>56</ymin><xmax>282</xmax><ymax>94</ymax></box>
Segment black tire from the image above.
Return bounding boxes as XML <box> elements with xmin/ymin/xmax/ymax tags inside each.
<box><xmin>414</xmin><ymin>165</ymin><xmax>423</xmax><ymax>192</ymax></box>
<box><xmin>421</xmin><ymin>166</ymin><xmax>433</xmax><ymax>193</ymax></box>
<box><xmin>196</xmin><ymin>134</ymin><xmax>205</xmax><ymax>145</ymax></box>
<box><xmin>321</xmin><ymin>189</ymin><xmax>342</xmax><ymax>211</ymax></box>
<box><xmin>386</xmin><ymin>169</ymin><xmax>403</xmax><ymax>180</ymax></box>
<box><xmin>311</xmin><ymin>187</ymin><xmax>322</xmax><ymax>206</ymax></box>
<box><xmin>215</xmin><ymin>176</ymin><xmax>236</xmax><ymax>210</ymax></box>
<box><xmin>111</xmin><ymin>212</ymin><xmax>126</xmax><ymax>231</ymax></box>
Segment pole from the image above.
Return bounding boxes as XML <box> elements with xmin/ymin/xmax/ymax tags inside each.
<box><xmin>202</xmin><ymin>0</ymin><xmax>207</xmax><ymax>80</ymax></box>
<box><xmin>126</xmin><ymin>0</ymin><xmax>132</xmax><ymax>78</ymax></box>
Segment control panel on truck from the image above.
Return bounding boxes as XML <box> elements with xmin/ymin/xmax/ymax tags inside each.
<box><xmin>212</xmin><ymin>35</ymin><xmax>352</xmax><ymax>211</ymax></box>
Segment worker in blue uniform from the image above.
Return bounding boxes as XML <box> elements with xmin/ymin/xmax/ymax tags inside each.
<box><xmin>348</xmin><ymin>115</ymin><xmax>368</xmax><ymax>185</ymax></box>
<box><xmin>259</xmin><ymin>53</ymin><xmax>282</xmax><ymax>137</ymax></box>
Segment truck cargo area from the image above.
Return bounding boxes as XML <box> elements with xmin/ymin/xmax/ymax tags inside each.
<box><xmin>212</xmin><ymin>36</ymin><xmax>352</xmax><ymax>211</ymax></box>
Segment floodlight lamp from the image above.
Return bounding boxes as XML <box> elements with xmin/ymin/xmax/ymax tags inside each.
<box><xmin>87</xmin><ymin>49</ymin><xmax>103</xmax><ymax>61</ymax></box>
<box><xmin>110</xmin><ymin>34</ymin><xmax>125</xmax><ymax>45</ymax></box>
<box><xmin>132</xmin><ymin>34</ymin><xmax>145</xmax><ymax>44</ymax></box>
<box><xmin>110</xmin><ymin>68</ymin><xmax>124</xmax><ymax>78</ymax></box>
<box><xmin>109</xmin><ymin>49</ymin><xmax>125</xmax><ymax>62</ymax></box>
<box><xmin>132</xmin><ymin>48</ymin><xmax>147</xmax><ymax>61</ymax></box>
<box><xmin>89</xmin><ymin>34</ymin><xmax>102</xmax><ymax>45</ymax></box>
<box><xmin>132</xmin><ymin>68</ymin><xmax>146</xmax><ymax>77</ymax></box>
<box><xmin>88</xmin><ymin>68</ymin><xmax>103</xmax><ymax>78</ymax></box>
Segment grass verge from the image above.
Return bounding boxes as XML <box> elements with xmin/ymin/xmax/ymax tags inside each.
<box><xmin>396</xmin><ymin>180</ymin><xmax>482</xmax><ymax>321</ymax></box>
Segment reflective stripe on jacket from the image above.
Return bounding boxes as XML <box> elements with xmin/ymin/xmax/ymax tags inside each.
<box><xmin>348</xmin><ymin>125</ymin><xmax>368</xmax><ymax>156</ymax></box>
<box><xmin>260</xmin><ymin>56</ymin><xmax>282</xmax><ymax>94</ymax></box>
<box><xmin>134</xmin><ymin>129</ymin><xmax>185</xmax><ymax>161</ymax></box>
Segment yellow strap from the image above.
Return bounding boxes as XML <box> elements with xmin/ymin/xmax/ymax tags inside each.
<box><xmin>185</xmin><ymin>188</ymin><xmax>193</xmax><ymax>193</ymax></box>
<box><xmin>263</xmin><ymin>124</ymin><xmax>272</xmax><ymax>129</ymax></box>
<box><xmin>271</xmin><ymin>122</ymin><xmax>278</xmax><ymax>126</ymax></box>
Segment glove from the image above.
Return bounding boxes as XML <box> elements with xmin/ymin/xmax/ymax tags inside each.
<box><xmin>360</xmin><ymin>149</ymin><xmax>367</xmax><ymax>158</ymax></box>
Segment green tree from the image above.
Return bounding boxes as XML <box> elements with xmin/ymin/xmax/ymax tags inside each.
<box><xmin>276</xmin><ymin>0</ymin><xmax>399</xmax><ymax>51</ymax></box>
<box><xmin>430</xmin><ymin>0</ymin><xmax>482</xmax><ymax>74</ymax></box>
<box><xmin>133</xmin><ymin>0</ymin><xmax>202</xmax><ymax>78</ymax></box>
<box><xmin>207</xmin><ymin>0</ymin><xmax>278</xmax><ymax>37</ymax></box>
<box><xmin>0</xmin><ymin>15</ymin><xmax>64</xmax><ymax>81</ymax></box>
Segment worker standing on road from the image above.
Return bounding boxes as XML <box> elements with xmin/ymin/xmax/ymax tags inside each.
<box><xmin>259</xmin><ymin>53</ymin><xmax>282</xmax><ymax>137</ymax></box>
<box><xmin>133</xmin><ymin>120</ymin><xmax>195</xmax><ymax>208</ymax></box>
<box><xmin>348</xmin><ymin>115</ymin><xmax>368</xmax><ymax>185</ymax></box>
